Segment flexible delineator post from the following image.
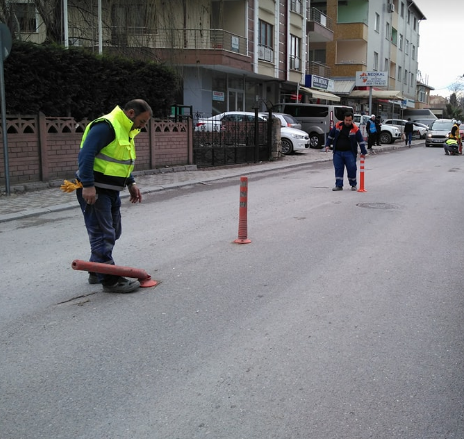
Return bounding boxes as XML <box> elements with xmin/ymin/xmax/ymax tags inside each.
<box><xmin>357</xmin><ymin>156</ymin><xmax>367</xmax><ymax>192</ymax></box>
<box><xmin>71</xmin><ymin>260</ymin><xmax>158</xmax><ymax>288</ymax></box>
<box><xmin>234</xmin><ymin>176</ymin><xmax>251</xmax><ymax>244</ymax></box>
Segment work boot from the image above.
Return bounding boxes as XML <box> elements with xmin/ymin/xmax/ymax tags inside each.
<box><xmin>102</xmin><ymin>277</ymin><xmax>140</xmax><ymax>293</ymax></box>
<box><xmin>351</xmin><ymin>186</ymin><xmax>357</xmax><ymax>191</ymax></box>
<box><xmin>332</xmin><ymin>186</ymin><xmax>343</xmax><ymax>191</ymax></box>
<box><xmin>88</xmin><ymin>272</ymin><xmax>100</xmax><ymax>284</ymax></box>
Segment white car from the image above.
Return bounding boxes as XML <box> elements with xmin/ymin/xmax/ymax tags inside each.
<box><xmin>281</xmin><ymin>126</ymin><xmax>310</xmax><ymax>154</ymax></box>
<box><xmin>353</xmin><ymin>114</ymin><xmax>402</xmax><ymax>144</ymax></box>
<box><xmin>383</xmin><ymin>119</ymin><xmax>428</xmax><ymax>139</ymax></box>
<box><xmin>194</xmin><ymin>111</ymin><xmax>266</xmax><ymax>132</ymax></box>
<box><xmin>259</xmin><ymin>112</ymin><xmax>302</xmax><ymax>130</ymax></box>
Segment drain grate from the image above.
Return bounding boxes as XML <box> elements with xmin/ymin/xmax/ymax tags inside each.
<box><xmin>356</xmin><ymin>202</ymin><xmax>401</xmax><ymax>210</ymax></box>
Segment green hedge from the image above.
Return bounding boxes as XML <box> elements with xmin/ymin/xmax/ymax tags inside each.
<box><xmin>3</xmin><ymin>41</ymin><xmax>180</xmax><ymax>120</ymax></box>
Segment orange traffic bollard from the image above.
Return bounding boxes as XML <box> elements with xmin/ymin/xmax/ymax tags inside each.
<box><xmin>357</xmin><ymin>155</ymin><xmax>367</xmax><ymax>192</ymax></box>
<box><xmin>71</xmin><ymin>260</ymin><xmax>158</xmax><ymax>288</ymax></box>
<box><xmin>234</xmin><ymin>176</ymin><xmax>251</xmax><ymax>244</ymax></box>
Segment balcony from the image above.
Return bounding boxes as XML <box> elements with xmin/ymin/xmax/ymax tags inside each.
<box><xmin>306</xmin><ymin>61</ymin><xmax>331</xmax><ymax>78</ymax></box>
<box><xmin>307</xmin><ymin>8</ymin><xmax>333</xmax><ymax>43</ymax></box>
<box><xmin>108</xmin><ymin>28</ymin><xmax>247</xmax><ymax>55</ymax></box>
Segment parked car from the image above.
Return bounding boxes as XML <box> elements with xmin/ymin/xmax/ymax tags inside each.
<box><xmin>383</xmin><ymin>119</ymin><xmax>428</xmax><ymax>139</ymax></box>
<box><xmin>280</xmin><ymin>127</ymin><xmax>310</xmax><ymax>154</ymax></box>
<box><xmin>425</xmin><ymin>119</ymin><xmax>455</xmax><ymax>147</ymax></box>
<box><xmin>195</xmin><ymin>111</ymin><xmax>267</xmax><ymax>132</ymax></box>
<box><xmin>353</xmin><ymin>114</ymin><xmax>401</xmax><ymax>144</ymax></box>
<box><xmin>259</xmin><ymin>112</ymin><xmax>302</xmax><ymax>130</ymax></box>
<box><xmin>413</xmin><ymin>122</ymin><xmax>430</xmax><ymax>137</ymax></box>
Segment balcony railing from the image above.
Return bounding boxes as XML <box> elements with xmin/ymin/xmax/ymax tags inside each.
<box><xmin>307</xmin><ymin>7</ymin><xmax>333</xmax><ymax>31</ymax></box>
<box><xmin>307</xmin><ymin>61</ymin><xmax>331</xmax><ymax>77</ymax></box>
<box><xmin>107</xmin><ymin>28</ymin><xmax>247</xmax><ymax>55</ymax></box>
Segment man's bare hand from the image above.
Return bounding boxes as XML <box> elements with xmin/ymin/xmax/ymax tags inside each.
<box><xmin>82</xmin><ymin>186</ymin><xmax>97</xmax><ymax>204</ymax></box>
<box><xmin>129</xmin><ymin>184</ymin><xmax>142</xmax><ymax>203</ymax></box>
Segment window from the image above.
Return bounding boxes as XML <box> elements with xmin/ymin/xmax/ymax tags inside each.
<box><xmin>401</xmin><ymin>2</ymin><xmax>404</xmax><ymax>17</ymax></box>
<box><xmin>258</xmin><ymin>20</ymin><xmax>274</xmax><ymax>62</ymax></box>
<box><xmin>386</xmin><ymin>23</ymin><xmax>390</xmax><ymax>40</ymax></box>
<box><xmin>290</xmin><ymin>0</ymin><xmax>302</xmax><ymax>14</ymax></box>
<box><xmin>290</xmin><ymin>35</ymin><xmax>301</xmax><ymax>70</ymax></box>
<box><xmin>11</xmin><ymin>2</ymin><xmax>37</xmax><ymax>32</ymax></box>
<box><xmin>259</xmin><ymin>20</ymin><xmax>273</xmax><ymax>48</ymax></box>
<box><xmin>111</xmin><ymin>3</ymin><xmax>152</xmax><ymax>36</ymax></box>
<box><xmin>391</xmin><ymin>27</ymin><xmax>397</xmax><ymax>45</ymax></box>
<box><xmin>414</xmin><ymin>17</ymin><xmax>417</xmax><ymax>31</ymax></box>
<box><xmin>404</xmin><ymin>69</ymin><xmax>408</xmax><ymax>85</ymax></box>
<box><xmin>398</xmin><ymin>66</ymin><xmax>402</xmax><ymax>81</ymax></box>
<box><xmin>384</xmin><ymin>58</ymin><xmax>389</xmax><ymax>71</ymax></box>
<box><xmin>374</xmin><ymin>13</ymin><xmax>380</xmax><ymax>32</ymax></box>
<box><xmin>407</xmin><ymin>10</ymin><xmax>411</xmax><ymax>24</ymax></box>
<box><xmin>410</xmin><ymin>72</ymin><xmax>414</xmax><ymax>87</ymax></box>
<box><xmin>374</xmin><ymin>51</ymin><xmax>379</xmax><ymax>70</ymax></box>
<box><xmin>399</xmin><ymin>34</ymin><xmax>403</xmax><ymax>50</ymax></box>
<box><xmin>412</xmin><ymin>45</ymin><xmax>416</xmax><ymax>60</ymax></box>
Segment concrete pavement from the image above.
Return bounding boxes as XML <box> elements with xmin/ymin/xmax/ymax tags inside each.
<box><xmin>0</xmin><ymin>140</ymin><xmax>423</xmax><ymax>223</ymax></box>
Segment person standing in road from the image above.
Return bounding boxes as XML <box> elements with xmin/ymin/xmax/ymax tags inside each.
<box><xmin>366</xmin><ymin>114</ymin><xmax>377</xmax><ymax>151</ymax></box>
<box><xmin>325</xmin><ymin>111</ymin><xmax>367</xmax><ymax>191</ymax></box>
<box><xmin>76</xmin><ymin>99</ymin><xmax>152</xmax><ymax>293</ymax></box>
<box><xmin>404</xmin><ymin>118</ymin><xmax>414</xmax><ymax>147</ymax></box>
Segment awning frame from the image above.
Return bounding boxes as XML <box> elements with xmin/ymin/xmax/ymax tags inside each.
<box><xmin>299</xmin><ymin>86</ymin><xmax>341</xmax><ymax>102</ymax></box>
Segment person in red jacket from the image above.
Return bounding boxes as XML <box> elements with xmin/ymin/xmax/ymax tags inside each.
<box><xmin>325</xmin><ymin>111</ymin><xmax>367</xmax><ymax>191</ymax></box>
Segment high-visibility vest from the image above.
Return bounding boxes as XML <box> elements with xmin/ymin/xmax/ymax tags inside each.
<box><xmin>80</xmin><ymin>106</ymin><xmax>140</xmax><ymax>190</ymax></box>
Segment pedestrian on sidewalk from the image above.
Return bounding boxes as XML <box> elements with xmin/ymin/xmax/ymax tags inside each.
<box><xmin>366</xmin><ymin>114</ymin><xmax>377</xmax><ymax>151</ymax></box>
<box><xmin>325</xmin><ymin>111</ymin><xmax>367</xmax><ymax>191</ymax></box>
<box><xmin>404</xmin><ymin>118</ymin><xmax>414</xmax><ymax>147</ymax></box>
<box><xmin>375</xmin><ymin>115</ymin><xmax>382</xmax><ymax>146</ymax></box>
<box><xmin>75</xmin><ymin>99</ymin><xmax>152</xmax><ymax>293</ymax></box>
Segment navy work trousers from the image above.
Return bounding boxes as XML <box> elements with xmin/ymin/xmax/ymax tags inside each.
<box><xmin>333</xmin><ymin>150</ymin><xmax>357</xmax><ymax>188</ymax></box>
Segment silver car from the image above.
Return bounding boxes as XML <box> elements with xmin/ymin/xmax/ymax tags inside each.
<box><xmin>425</xmin><ymin>119</ymin><xmax>455</xmax><ymax>147</ymax></box>
<box><xmin>259</xmin><ymin>112</ymin><xmax>302</xmax><ymax>130</ymax></box>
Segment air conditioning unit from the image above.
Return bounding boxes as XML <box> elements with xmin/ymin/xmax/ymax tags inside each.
<box><xmin>388</xmin><ymin>3</ymin><xmax>395</xmax><ymax>12</ymax></box>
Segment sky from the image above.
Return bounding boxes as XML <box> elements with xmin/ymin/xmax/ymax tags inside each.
<box><xmin>416</xmin><ymin>0</ymin><xmax>463</xmax><ymax>97</ymax></box>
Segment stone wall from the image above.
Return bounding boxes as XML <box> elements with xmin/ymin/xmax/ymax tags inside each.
<box><xmin>0</xmin><ymin>113</ymin><xmax>193</xmax><ymax>186</ymax></box>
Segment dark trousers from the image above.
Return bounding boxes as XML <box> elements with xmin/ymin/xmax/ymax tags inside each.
<box><xmin>333</xmin><ymin>150</ymin><xmax>357</xmax><ymax>188</ymax></box>
<box><xmin>368</xmin><ymin>133</ymin><xmax>376</xmax><ymax>149</ymax></box>
<box><xmin>77</xmin><ymin>187</ymin><xmax>122</xmax><ymax>284</ymax></box>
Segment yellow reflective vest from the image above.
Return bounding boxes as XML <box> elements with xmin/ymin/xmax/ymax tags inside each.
<box><xmin>80</xmin><ymin>106</ymin><xmax>140</xmax><ymax>191</ymax></box>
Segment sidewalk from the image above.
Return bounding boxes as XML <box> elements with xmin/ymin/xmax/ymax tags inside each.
<box><xmin>0</xmin><ymin>140</ymin><xmax>421</xmax><ymax>223</ymax></box>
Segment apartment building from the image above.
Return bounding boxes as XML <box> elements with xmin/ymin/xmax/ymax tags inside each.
<box><xmin>322</xmin><ymin>0</ymin><xmax>427</xmax><ymax>118</ymax></box>
<box><xmin>7</xmin><ymin>0</ymin><xmax>427</xmax><ymax>118</ymax></box>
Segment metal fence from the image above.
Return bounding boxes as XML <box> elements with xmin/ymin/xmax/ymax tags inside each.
<box><xmin>192</xmin><ymin>117</ymin><xmax>273</xmax><ymax>167</ymax></box>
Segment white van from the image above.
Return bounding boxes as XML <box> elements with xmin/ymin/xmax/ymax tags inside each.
<box><xmin>272</xmin><ymin>103</ymin><xmax>353</xmax><ymax>148</ymax></box>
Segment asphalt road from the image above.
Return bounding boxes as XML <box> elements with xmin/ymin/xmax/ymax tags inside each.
<box><xmin>1</xmin><ymin>146</ymin><xmax>463</xmax><ymax>438</ymax></box>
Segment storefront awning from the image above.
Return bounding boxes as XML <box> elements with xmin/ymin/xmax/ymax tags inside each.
<box><xmin>332</xmin><ymin>80</ymin><xmax>356</xmax><ymax>95</ymax></box>
<box><xmin>299</xmin><ymin>86</ymin><xmax>341</xmax><ymax>102</ymax></box>
<box><xmin>349</xmin><ymin>90</ymin><xmax>404</xmax><ymax>100</ymax></box>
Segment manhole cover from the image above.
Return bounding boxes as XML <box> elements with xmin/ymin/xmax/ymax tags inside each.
<box><xmin>356</xmin><ymin>202</ymin><xmax>401</xmax><ymax>210</ymax></box>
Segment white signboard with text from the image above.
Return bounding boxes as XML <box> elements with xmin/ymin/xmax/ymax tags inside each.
<box><xmin>355</xmin><ymin>71</ymin><xmax>388</xmax><ymax>87</ymax></box>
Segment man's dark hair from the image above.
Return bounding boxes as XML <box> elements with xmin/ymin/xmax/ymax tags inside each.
<box><xmin>344</xmin><ymin>111</ymin><xmax>354</xmax><ymax>119</ymax></box>
<box><xmin>124</xmin><ymin>99</ymin><xmax>153</xmax><ymax>117</ymax></box>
